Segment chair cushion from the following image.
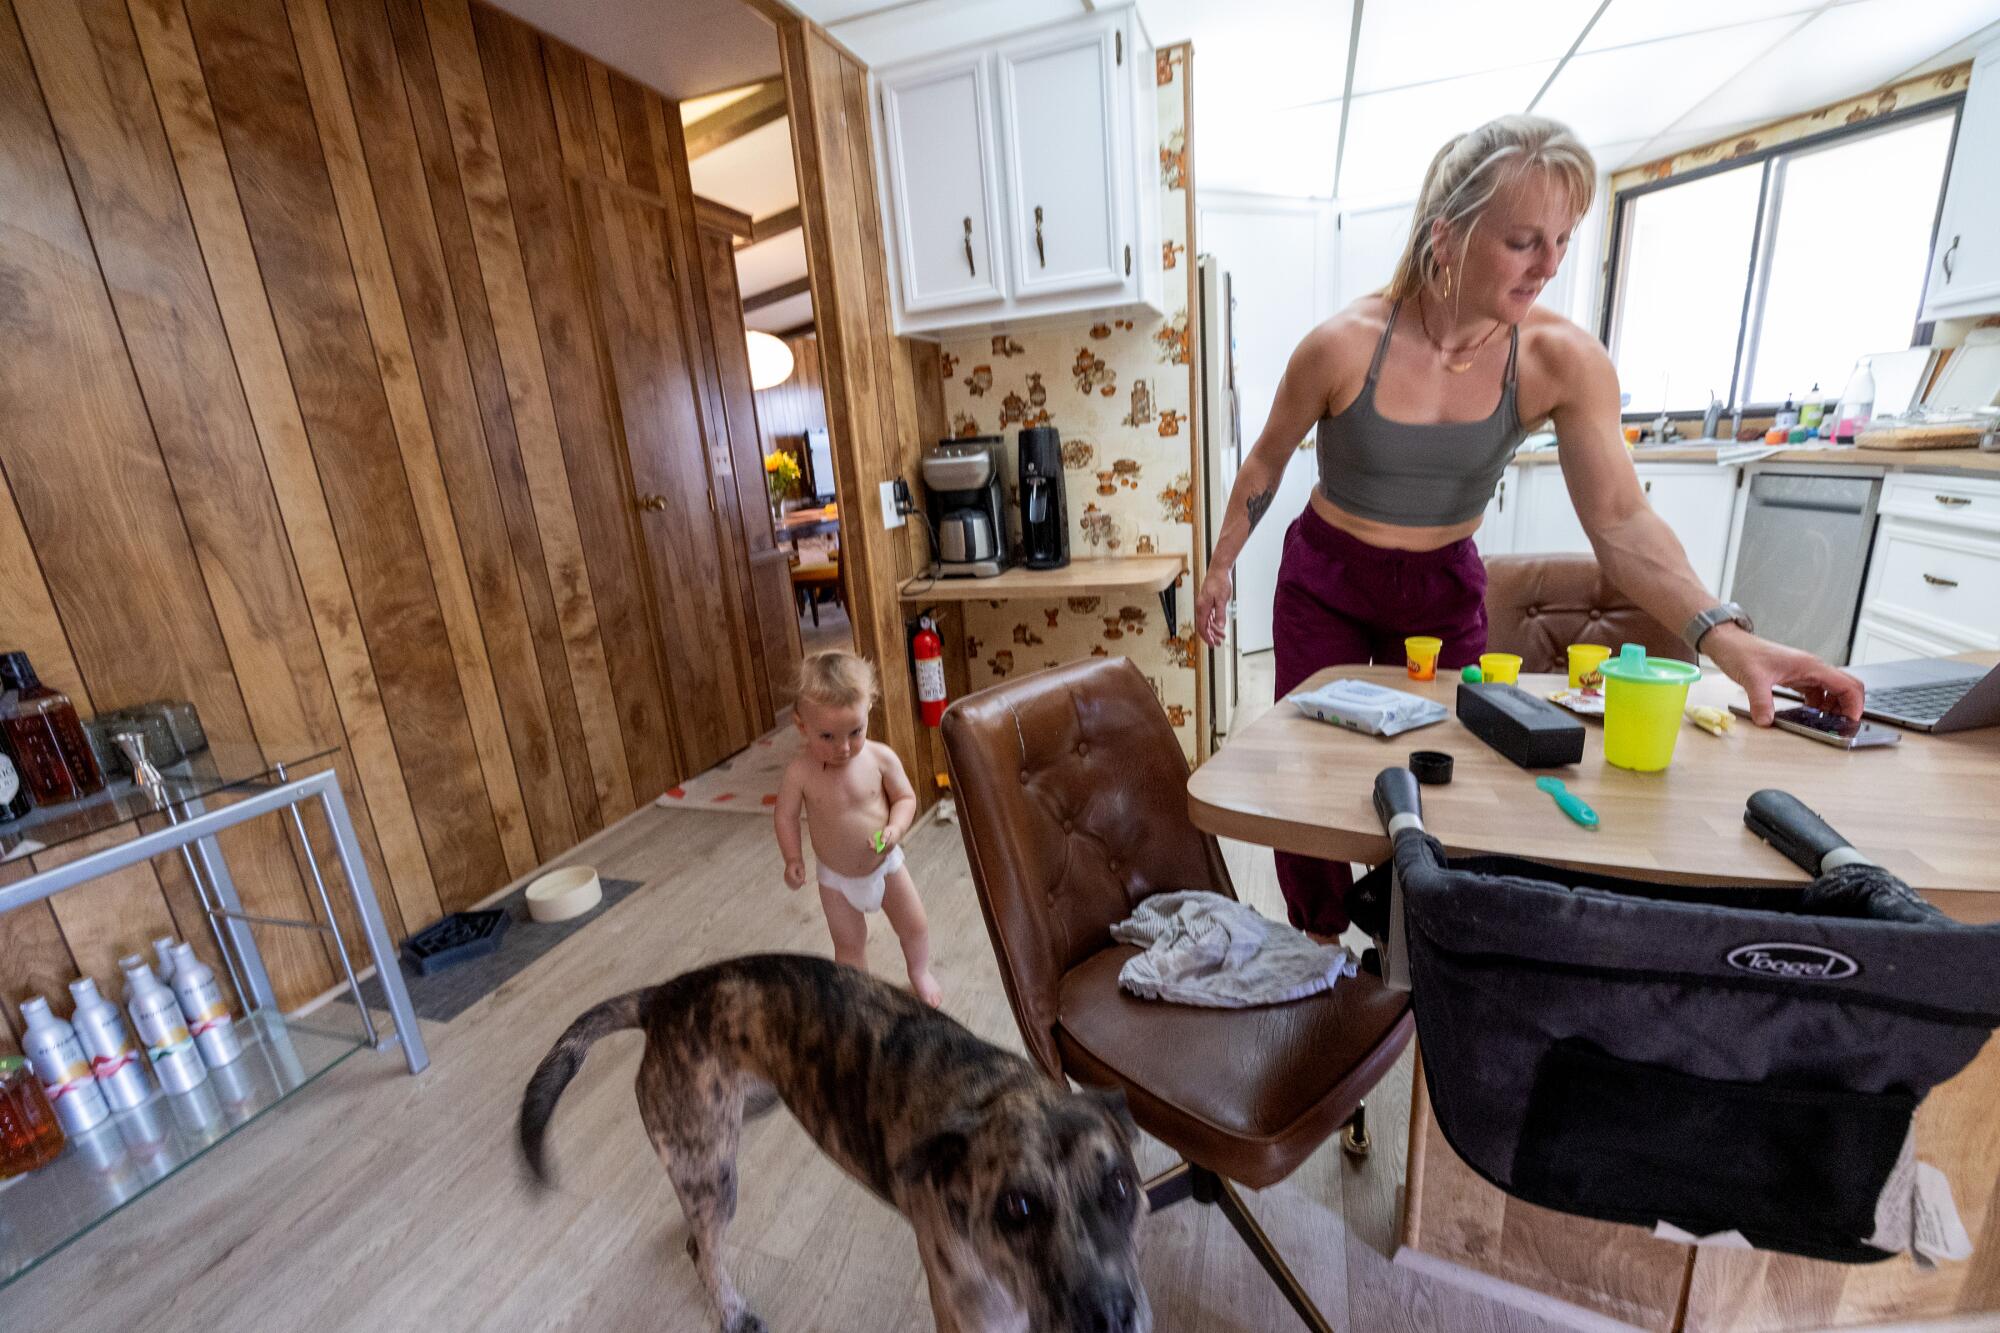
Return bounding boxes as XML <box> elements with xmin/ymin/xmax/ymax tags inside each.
<box><xmin>1483</xmin><ymin>552</ymin><xmax>1689</xmax><ymax>674</ymax></box>
<box><xmin>1056</xmin><ymin>945</ymin><xmax>1413</xmax><ymax>1189</ymax></box>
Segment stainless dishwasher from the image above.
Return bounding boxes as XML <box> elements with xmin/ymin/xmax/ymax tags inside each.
<box><xmin>1728</xmin><ymin>470</ymin><xmax>1882</xmax><ymax>665</ymax></box>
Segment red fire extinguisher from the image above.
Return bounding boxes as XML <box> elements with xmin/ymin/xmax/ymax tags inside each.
<box><xmin>913</xmin><ymin>615</ymin><xmax>948</xmax><ymax>728</ymax></box>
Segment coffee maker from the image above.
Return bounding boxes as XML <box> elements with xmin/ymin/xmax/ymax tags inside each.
<box><xmin>921</xmin><ymin>438</ymin><xmax>1009</xmax><ymax>578</ymax></box>
<box><xmin>1018</xmin><ymin>426</ymin><xmax>1069</xmax><ymax>569</ymax></box>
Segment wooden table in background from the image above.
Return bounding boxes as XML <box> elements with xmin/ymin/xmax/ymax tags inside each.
<box><xmin>1189</xmin><ymin>659</ymin><xmax>2000</xmax><ymax>1332</ymax></box>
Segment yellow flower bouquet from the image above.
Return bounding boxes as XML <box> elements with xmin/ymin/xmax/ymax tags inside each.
<box><xmin>763</xmin><ymin>450</ymin><xmax>801</xmax><ymax>505</ymax></box>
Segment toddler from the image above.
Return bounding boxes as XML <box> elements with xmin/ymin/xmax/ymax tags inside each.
<box><xmin>774</xmin><ymin>651</ymin><xmax>942</xmax><ymax>1006</ymax></box>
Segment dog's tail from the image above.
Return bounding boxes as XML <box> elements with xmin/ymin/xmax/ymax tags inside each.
<box><xmin>519</xmin><ymin>989</ymin><xmax>649</xmax><ymax>1185</ymax></box>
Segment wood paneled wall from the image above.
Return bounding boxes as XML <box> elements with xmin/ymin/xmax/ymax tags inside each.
<box><xmin>0</xmin><ymin>0</ymin><xmax>788</xmax><ymax>1031</ymax></box>
<box><xmin>754</xmin><ymin>332</ymin><xmax>829</xmax><ymax>461</ymax></box>
<box><xmin>778</xmin><ymin>20</ymin><xmax>947</xmax><ymax>805</ymax></box>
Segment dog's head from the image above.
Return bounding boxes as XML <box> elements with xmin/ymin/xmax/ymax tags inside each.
<box><xmin>897</xmin><ymin>1081</ymin><xmax>1149</xmax><ymax>1333</ymax></box>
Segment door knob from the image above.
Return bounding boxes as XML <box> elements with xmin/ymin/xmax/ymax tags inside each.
<box><xmin>636</xmin><ymin>493</ymin><xmax>668</xmax><ymax>512</ymax></box>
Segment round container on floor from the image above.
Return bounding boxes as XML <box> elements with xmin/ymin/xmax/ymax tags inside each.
<box><xmin>525</xmin><ymin>866</ymin><xmax>602</xmax><ymax>923</ymax></box>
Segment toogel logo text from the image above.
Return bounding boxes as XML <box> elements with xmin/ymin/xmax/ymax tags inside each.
<box><xmin>1725</xmin><ymin>943</ymin><xmax>1860</xmax><ymax>981</ymax></box>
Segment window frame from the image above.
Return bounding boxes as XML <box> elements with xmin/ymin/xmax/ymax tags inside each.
<box><xmin>1600</xmin><ymin>97</ymin><xmax>1964</xmax><ymax>420</ymax></box>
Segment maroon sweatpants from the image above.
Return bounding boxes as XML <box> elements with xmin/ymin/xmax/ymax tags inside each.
<box><xmin>1270</xmin><ymin>504</ymin><xmax>1488</xmax><ymax>935</ymax></box>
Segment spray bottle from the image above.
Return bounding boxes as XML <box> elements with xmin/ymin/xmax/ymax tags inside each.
<box><xmin>68</xmin><ymin>976</ymin><xmax>154</xmax><ymax>1111</ymax></box>
<box><xmin>20</xmin><ymin>995</ymin><xmax>111</xmax><ymax>1134</ymax></box>
<box><xmin>170</xmin><ymin>942</ymin><xmax>241</xmax><ymax>1067</ymax></box>
<box><xmin>122</xmin><ymin>953</ymin><xmax>206</xmax><ymax>1094</ymax></box>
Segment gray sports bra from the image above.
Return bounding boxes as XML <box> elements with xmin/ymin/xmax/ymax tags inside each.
<box><xmin>1314</xmin><ymin>300</ymin><xmax>1526</xmax><ymax>527</ymax></box>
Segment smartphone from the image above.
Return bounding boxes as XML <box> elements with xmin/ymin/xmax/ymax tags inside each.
<box><xmin>1727</xmin><ymin>702</ymin><xmax>1901</xmax><ymax>749</ymax></box>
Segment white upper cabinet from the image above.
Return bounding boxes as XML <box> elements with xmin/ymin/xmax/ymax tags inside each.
<box><xmin>1923</xmin><ymin>37</ymin><xmax>2000</xmax><ymax>321</ymax></box>
<box><xmin>873</xmin><ymin>5</ymin><xmax>1163</xmax><ymax>335</ymax></box>
<box><xmin>877</xmin><ymin>55</ymin><xmax>1009</xmax><ymax>314</ymax></box>
<box><xmin>996</xmin><ymin>25</ymin><xmax>1124</xmax><ymax>297</ymax></box>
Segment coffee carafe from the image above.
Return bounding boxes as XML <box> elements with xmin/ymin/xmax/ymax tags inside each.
<box><xmin>1018</xmin><ymin>426</ymin><xmax>1068</xmax><ymax>570</ymax></box>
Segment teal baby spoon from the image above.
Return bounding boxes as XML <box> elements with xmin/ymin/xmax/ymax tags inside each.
<box><xmin>1535</xmin><ymin>776</ymin><xmax>1599</xmax><ymax>829</ymax></box>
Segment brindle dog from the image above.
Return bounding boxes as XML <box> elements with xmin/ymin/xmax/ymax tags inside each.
<box><xmin>520</xmin><ymin>954</ymin><xmax>1150</xmax><ymax>1333</ymax></box>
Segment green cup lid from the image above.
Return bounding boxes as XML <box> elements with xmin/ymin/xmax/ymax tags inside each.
<box><xmin>0</xmin><ymin>1055</ymin><xmax>23</xmax><ymax>1074</ymax></box>
<box><xmin>1597</xmin><ymin>641</ymin><xmax>1702</xmax><ymax>685</ymax></box>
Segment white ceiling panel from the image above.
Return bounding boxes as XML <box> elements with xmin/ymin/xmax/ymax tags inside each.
<box><xmin>1671</xmin><ymin>0</ymin><xmax>2000</xmax><ymax>134</ymax></box>
<box><xmin>1351</xmin><ymin>0</ymin><xmax>1595</xmax><ymax>95</ymax></box>
<box><xmin>688</xmin><ymin>119</ymin><xmax>800</xmax><ymax>220</ymax></box>
<box><xmin>746</xmin><ymin>291</ymin><xmax>817</xmax><ymax>334</ymax></box>
<box><xmin>1197</xmin><ymin>101</ymin><xmax>1345</xmax><ymax>199</ymax></box>
<box><xmin>484</xmin><ymin>0</ymin><xmax>777</xmax><ymax>100</ymax></box>
<box><xmin>735</xmin><ymin>230</ymin><xmax>809</xmax><ymax>297</ymax></box>
<box><xmin>1337</xmin><ymin>63</ymin><xmax>1555</xmax><ymax>205</ymax></box>
<box><xmin>1537</xmin><ymin>20</ymin><xmax>1802</xmax><ymax>149</ymax></box>
<box><xmin>1582</xmin><ymin>0</ymin><xmax>1818</xmax><ymax>53</ymax></box>
<box><xmin>1892</xmin><ymin>15</ymin><xmax>2000</xmax><ymax>79</ymax></box>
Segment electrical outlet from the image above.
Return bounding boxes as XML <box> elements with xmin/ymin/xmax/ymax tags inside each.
<box><xmin>879</xmin><ymin>480</ymin><xmax>906</xmax><ymax>529</ymax></box>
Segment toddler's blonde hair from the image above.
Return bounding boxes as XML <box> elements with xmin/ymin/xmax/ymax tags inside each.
<box><xmin>796</xmin><ymin>650</ymin><xmax>878</xmax><ymax>711</ymax></box>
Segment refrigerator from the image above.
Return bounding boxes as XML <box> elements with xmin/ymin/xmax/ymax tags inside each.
<box><xmin>1197</xmin><ymin>255</ymin><xmax>1241</xmax><ymax>750</ymax></box>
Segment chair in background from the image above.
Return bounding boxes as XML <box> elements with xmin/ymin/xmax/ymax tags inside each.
<box><xmin>942</xmin><ymin>658</ymin><xmax>1413</xmax><ymax>1332</ymax></box>
<box><xmin>789</xmin><ymin>532</ymin><xmax>844</xmax><ymax>626</ymax></box>
<box><xmin>1482</xmin><ymin>552</ymin><xmax>1690</xmax><ymax>673</ymax></box>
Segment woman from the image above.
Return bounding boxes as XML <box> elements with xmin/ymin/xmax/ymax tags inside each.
<box><xmin>1194</xmin><ymin>115</ymin><xmax>1863</xmax><ymax>938</ymax></box>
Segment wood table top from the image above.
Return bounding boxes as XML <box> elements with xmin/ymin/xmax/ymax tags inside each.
<box><xmin>1188</xmin><ymin>656</ymin><xmax>2000</xmax><ymax>921</ymax></box>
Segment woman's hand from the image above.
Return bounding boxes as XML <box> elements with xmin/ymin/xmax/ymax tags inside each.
<box><xmin>1701</xmin><ymin>625</ymin><xmax>1865</xmax><ymax>725</ymax></box>
<box><xmin>1194</xmin><ymin>565</ymin><xmax>1233</xmax><ymax>647</ymax></box>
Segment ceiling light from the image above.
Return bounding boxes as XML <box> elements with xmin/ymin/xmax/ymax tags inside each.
<box><xmin>745</xmin><ymin>330</ymin><xmax>795</xmax><ymax>390</ymax></box>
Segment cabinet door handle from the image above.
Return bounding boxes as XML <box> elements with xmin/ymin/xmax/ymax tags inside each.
<box><xmin>1935</xmin><ymin>493</ymin><xmax>1971</xmax><ymax>507</ymax></box>
<box><xmin>1942</xmin><ymin>234</ymin><xmax>1959</xmax><ymax>282</ymax></box>
<box><xmin>1496</xmin><ymin>478</ymin><xmax>1506</xmax><ymax>512</ymax></box>
<box><xmin>636</xmin><ymin>493</ymin><xmax>668</xmax><ymax>512</ymax></box>
<box><xmin>1124</xmin><ymin>244</ymin><xmax>1132</xmax><ymax>276</ymax></box>
<box><xmin>1034</xmin><ymin>205</ymin><xmax>1045</xmax><ymax>267</ymax></box>
<box><xmin>1922</xmin><ymin>572</ymin><xmax>1958</xmax><ymax>588</ymax></box>
<box><xmin>963</xmin><ymin>217</ymin><xmax>975</xmax><ymax>276</ymax></box>
<box><xmin>1643</xmin><ymin>479</ymin><xmax>1653</xmax><ymax>495</ymax></box>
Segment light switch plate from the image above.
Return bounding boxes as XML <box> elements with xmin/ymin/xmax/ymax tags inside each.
<box><xmin>879</xmin><ymin>480</ymin><xmax>906</xmax><ymax>529</ymax></box>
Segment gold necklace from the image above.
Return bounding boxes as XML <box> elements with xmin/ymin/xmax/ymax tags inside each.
<box><xmin>1416</xmin><ymin>293</ymin><xmax>1503</xmax><ymax>375</ymax></box>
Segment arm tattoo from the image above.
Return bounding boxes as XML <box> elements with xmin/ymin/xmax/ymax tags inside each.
<box><xmin>1244</xmin><ymin>486</ymin><xmax>1277</xmax><ymax>530</ymax></box>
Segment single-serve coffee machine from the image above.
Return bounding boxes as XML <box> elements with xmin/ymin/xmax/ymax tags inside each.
<box><xmin>1018</xmin><ymin>426</ymin><xmax>1069</xmax><ymax>570</ymax></box>
<box><xmin>921</xmin><ymin>438</ymin><xmax>1009</xmax><ymax>578</ymax></box>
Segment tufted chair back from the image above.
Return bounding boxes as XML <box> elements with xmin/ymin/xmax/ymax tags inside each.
<box><xmin>1483</xmin><ymin>552</ymin><xmax>1691</xmax><ymax>674</ymax></box>
<box><xmin>941</xmin><ymin>657</ymin><xmax>1233</xmax><ymax>1077</ymax></box>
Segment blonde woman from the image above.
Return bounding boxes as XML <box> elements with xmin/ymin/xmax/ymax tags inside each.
<box><xmin>1193</xmin><ymin>115</ymin><xmax>1862</xmax><ymax>938</ymax></box>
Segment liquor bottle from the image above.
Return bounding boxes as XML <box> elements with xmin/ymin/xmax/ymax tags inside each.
<box><xmin>20</xmin><ymin>995</ymin><xmax>112</xmax><ymax>1134</ymax></box>
<box><xmin>171</xmin><ymin>942</ymin><xmax>241</xmax><ymax>1068</ymax></box>
<box><xmin>0</xmin><ymin>728</ymin><xmax>31</xmax><ymax>824</ymax></box>
<box><xmin>0</xmin><ymin>1055</ymin><xmax>65</xmax><ymax>1177</ymax></box>
<box><xmin>0</xmin><ymin>651</ymin><xmax>105</xmax><ymax>803</ymax></box>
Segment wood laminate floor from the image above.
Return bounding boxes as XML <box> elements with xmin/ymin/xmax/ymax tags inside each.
<box><xmin>2</xmin><ymin>651</ymin><xmax>1580</xmax><ymax>1332</ymax></box>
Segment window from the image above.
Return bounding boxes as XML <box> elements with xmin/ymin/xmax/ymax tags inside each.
<box><xmin>1604</xmin><ymin>107</ymin><xmax>1958</xmax><ymax>417</ymax></box>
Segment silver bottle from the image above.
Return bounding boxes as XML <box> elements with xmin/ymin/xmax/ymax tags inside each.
<box><xmin>20</xmin><ymin>995</ymin><xmax>112</xmax><ymax>1134</ymax></box>
<box><xmin>122</xmin><ymin>954</ymin><xmax>206</xmax><ymax>1094</ymax></box>
<box><xmin>68</xmin><ymin>976</ymin><xmax>154</xmax><ymax>1111</ymax></box>
<box><xmin>171</xmin><ymin>942</ymin><xmax>241</xmax><ymax>1067</ymax></box>
<box><xmin>153</xmin><ymin>934</ymin><xmax>180</xmax><ymax>985</ymax></box>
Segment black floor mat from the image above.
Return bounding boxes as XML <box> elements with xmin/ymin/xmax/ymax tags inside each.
<box><xmin>336</xmin><ymin>876</ymin><xmax>643</xmax><ymax>1024</ymax></box>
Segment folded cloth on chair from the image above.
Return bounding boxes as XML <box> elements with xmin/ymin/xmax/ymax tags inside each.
<box><xmin>1110</xmin><ymin>891</ymin><xmax>1358</xmax><ymax>1007</ymax></box>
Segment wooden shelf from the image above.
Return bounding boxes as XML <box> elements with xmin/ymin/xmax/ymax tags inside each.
<box><xmin>897</xmin><ymin>555</ymin><xmax>1184</xmax><ymax>601</ymax></box>
<box><xmin>899</xmin><ymin>555</ymin><xmax>1187</xmax><ymax>634</ymax></box>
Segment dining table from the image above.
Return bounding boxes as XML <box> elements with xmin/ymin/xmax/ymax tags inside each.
<box><xmin>1187</xmin><ymin>656</ymin><xmax>2000</xmax><ymax>1332</ymax></box>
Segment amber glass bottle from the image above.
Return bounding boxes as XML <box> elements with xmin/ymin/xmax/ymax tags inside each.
<box><xmin>0</xmin><ymin>1054</ymin><xmax>66</xmax><ymax>1177</ymax></box>
<box><xmin>0</xmin><ymin>651</ymin><xmax>105</xmax><ymax>804</ymax></box>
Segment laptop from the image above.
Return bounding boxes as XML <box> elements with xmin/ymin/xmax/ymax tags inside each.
<box><xmin>1837</xmin><ymin>658</ymin><xmax>2000</xmax><ymax>733</ymax></box>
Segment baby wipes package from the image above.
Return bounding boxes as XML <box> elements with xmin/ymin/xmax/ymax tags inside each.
<box><xmin>1290</xmin><ymin>679</ymin><xmax>1447</xmax><ymax>738</ymax></box>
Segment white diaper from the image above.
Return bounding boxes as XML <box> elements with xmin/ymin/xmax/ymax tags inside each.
<box><xmin>816</xmin><ymin>845</ymin><xmax>906</xmax><ymax>913</ymax></box>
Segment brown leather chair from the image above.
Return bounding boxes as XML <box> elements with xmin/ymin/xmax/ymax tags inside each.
<box><xmin>942</xmin><ymin>658</ymin><xmax>1413</xmax><ymax>1332</ymax></box>
<box><xmin>1482</xmin><ymin>552</ymin><xmax>1691</xmax><ymax>673</ymax></box>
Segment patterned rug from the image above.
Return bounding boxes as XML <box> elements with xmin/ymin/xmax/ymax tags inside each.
<box><xmin>655</xmin><ymin>723</ymin><xmax>797</xmax><ymax>814</ymax></box>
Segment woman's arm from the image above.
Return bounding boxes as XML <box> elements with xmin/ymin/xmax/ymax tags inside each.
<box><xmin>1548</xmin><ymin>333</ymin><xmax>1863</xmax><ymax>723</ymax></box>
<box><xmin>1194</xmin><ymin>324</ymin><xmax>1347</xmax><ymax>646</ymax></box>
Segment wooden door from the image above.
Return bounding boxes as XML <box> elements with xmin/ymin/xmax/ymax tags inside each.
<box><xmin>571</xmin><ymin>177</ymin><xmax>758</xmax><ymax>776</ymax></box>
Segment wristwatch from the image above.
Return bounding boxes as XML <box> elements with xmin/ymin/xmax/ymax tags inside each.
<box><xmin>1683</xmin><ymin>602</ymin><xmax>1754</xmax><ymax>652</ymax></box>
